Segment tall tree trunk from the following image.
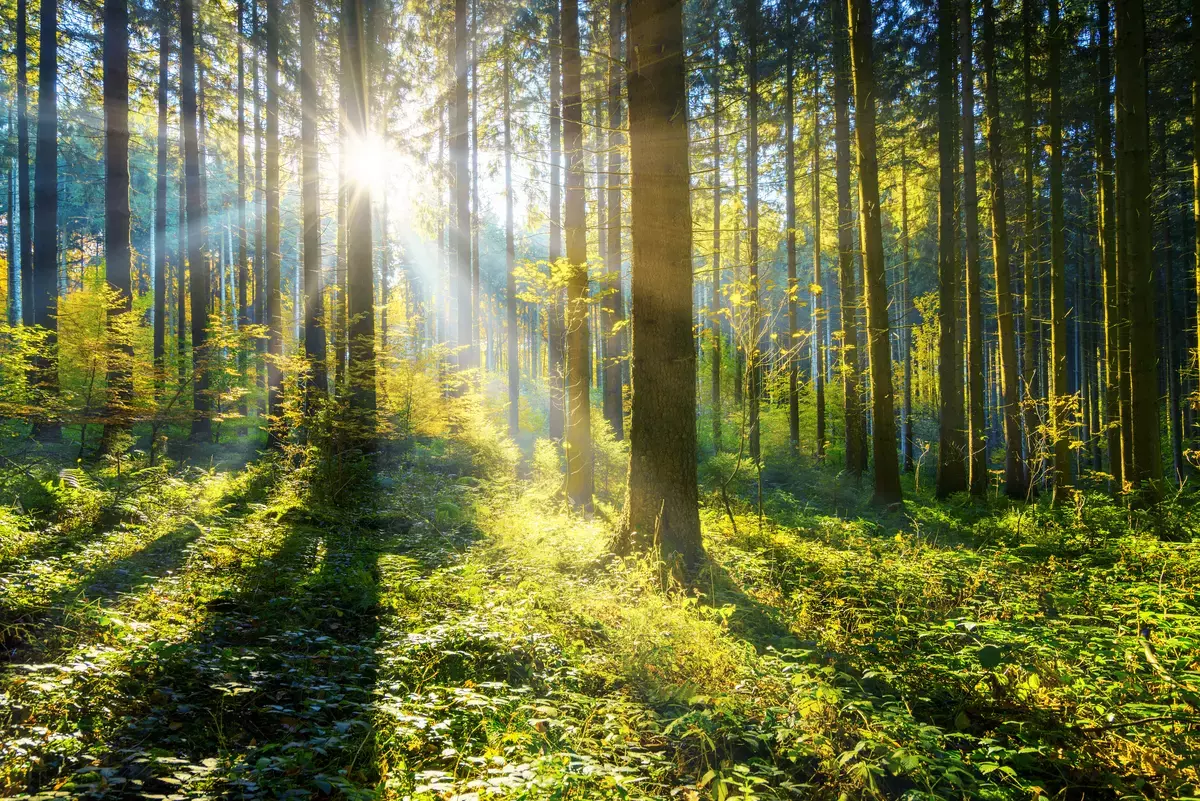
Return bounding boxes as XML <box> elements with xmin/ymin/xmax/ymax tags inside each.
<box><xmin>182</xmin><ymin>0</ymin><xmax>209</xmax><ymax>441</ymax></box>
<box><xmin>300</xmin><ymin>0</ymin><xmax>326</xmax><ymax>398</ymax></box>
<box><xmin>901</xmin><ymin>142</ymin><xmax>914</xmax><ymax>470</ymax></box>
<box><xmin>504</xmin><ymin>38</ymin><xmax>519</xmax><ymax>437</ymax></box>
<box><xmin>548</xmin><ymin>9</ymin><xmax>565</xmax><ymax>442</ymax></box>
<box><xmin>154</xmin><ymin>0</ymin><xmax>169</xmax><ymax>391</ymax></box>
<box><xmin>785</xmin><ymin>1</ymin><xmax>799</xmax><ymax>452</ymax></box>
<box><xmin>960</xmin><ymin>0</ymin><xmax>987</xmax><ymax>496</ymax></box>
<box><xmin>604</xmin><ymin>0</ymin><xmax>626</xmax><ymax>441</ymax></box>
<box><xmin>253</xmin><ymin>0</ymin><xmax>265</xmax><ymax>408</ymax></box>
<box><xmin>562</xmin><ymin>0</ymin><xmax>593</xmax><ymax>510</ymax></box>
<box><xmin>453</xmin><ymin>0</ymin><xmax>472</xmax><ymax>375</ymax></box>
<box><xmin>709</xmin><ymin>15</ymin><xmax>721</xmax><ymax>454</ymax></box>
<box><xmin>101</xmin><ymin>0</ymin><xmax>132</xmax><ymax>451</ymax></box>
<box><xmin>1194</xmin><ymin>0</ymin><xmax>1200</xmax><ymax>437</ymax></box>
<box><xmin>812</xmin><ymin>57</ymin><xmax>826</xmax><ymax>459</ymax></box>
<box><xmin>237</xmin><ymin>0</ymin><xmax>250</xmax><ymax>424</ymax></box>
<box><xmin>1096</xmin><ymin>0</ymin><xmax>1121</xmax><ymax>487</ymax></box>
<box><xmin>848</xmin><ymin>0</ymin><xmax>901</xmax><ymax>504</ymax></box>
<box><xmin>32</xmin><ymin>0</ymin><xmax>59</xmax><ymax>438</ymax></box>
<box><xmin>936</xmin><ymin>0</ymin><xmax>966</xmax><ymax>496</ymax></box>
<box><xmin>832</xmin><ymin>0</ymin><xmax>864</xmax><ymax>476</ymax></box>
<box><xmin>265</xmin><ymin>0</ymin><xmax>282</xmax><ymax>445</ymax></box>
<box><xmin>617</xmin><ymin>0</ymin><xmax>702</xmax><ymax>570</ymax></box>
<box><xmin>982</xmin><ymin>0</ymin><xmax>1025</xmax><ymax>498</ymax></box>
<box><xmin>746</xmin><ymin>0</ymin><xmax>762</xmax><ymax>463</ymax></box>
<box><xmin>1158</xmin><ymin>130</ymin><xmax>1183</xmax><ymax>484</ymax></box>
<box><xmin>177</xmin><ymin>105</ymin><xmax>188</xmax><ymax>388</ymax></box>
<box><xmin>344</xmin><ymin>0</ymin><xmax>375</xmax><ymax>423</ymax></box>
<box><xmin>470</xmin><ymin>0</ymin><xmax>480</xmax><ymax>363</ymax></box>
<box><xmin>1048</xmin><ymin>0</ymin><xmax>1071</xmax><ymax>503</ymax></box>
<box><xmin>1114</xmin><ymin>0</ymin><xmax>1161</xmax><ymax>496</ymax></box>
<box><xmin>17</xmin><ymin>0</ymin><xmax>30</xmax><ymax>327</ymax></box>
<box><xmin>1020</xmin><ymin>0</ymin><xmax>1040</xmax><ymax>483</ymax></box>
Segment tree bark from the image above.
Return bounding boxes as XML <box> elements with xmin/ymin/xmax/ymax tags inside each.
<box><xmin>101</xmin><ymin>0</ymin><xmax>132</xmax><ymax>451</ymax></box>
<box><xmin>1114</xmin><ymin>0</ymin><xmax>1161</xmax><ymax>497</ymax></box>
<box><xmin>562</xmin><ymin>0</ymin><xmax>593</xmax><ymax>510</ymax></box>
<box><xmin>17</xmin><ymin>0</ymin><xmax>30</xmax><ymax>327</ymax></box>
<box><xmin>786</xmin><ymin>0</ymin><xmax>799</xmax><ymax>452</ymax></box>
<box><xmin>982</xmin><ymin>0</ymin><xmax>1026</xmax><ymax>498</ymax></box>
<box><xmin>548</xmin><ymin>9</ymin><xmax>565</xmax><ymax>443</ymax></box>
<box><xmin>154</xmin><ymin>0</ymin><xmax>169</xmax><ymax>391</ymax></box>
<box><xmin>344</xmin><ymin>0</ymin><xmax>375</xmax><ymax>424</ymax></box>
<box><xmin>812</xmin><ymin>56</ymin><xmax>826</xmax><ymax>459</ymax></box>
<box><xmin>265</xmin><ymin>0</ymin><xmax>282</xmax><ymax>445</ymax></box>
<box><xmin>300</xmin><ymin>0</ymin><xmax>327</xmax><ymax>397</ymax></box>
<box><xmin>603</xmin><ymin>0</ymin><xmax>625</xmax><ymax>441</ymax></box>
<box><xmin>237</xmin><ymin>0</ymin><xmax>250</xmax><ymax>424</ymax></box>
<box><xmin>1048</xmin><ymin>0</ymin><xmax>1072</xmax><ymax>503</ymax></box>
<box><xmin>453</xmin><ymin>0</ymin><xmax>472</xmax><ymax>375</ymax></box>
<box><xmin>960</xmin><ymin>0</ymin><xmax>987</xmax><ymax>496</ymax></box>
<box><xmin>935</xmin><ymin>0</ymin><xmax>966</xmax><ymax>497</ymax></box>
<box><xmin>504</xmin><ymin>38</ymin><xmax>519</xmax><ymax>437</ymax></box>
<box><xmin>617</xmin><ymin>0</ymin><xmax>702</xmax><ymax>571</ymax></box>
<box><xmin>901</xmin><ymin>142</ymin><xmax>914</xmax><ymax>470</ymax></box>
<box><xmin>709</xmin><ymin>15</ymin><xmax>722</xmax><ymax>454</ymax></box>
<box><xmin>848</xmin><ymin>0</ymin><xmax>901</xmax><ymax>504</ymax></box>
<box><xmin>746</xmin><ymin>0</ymin><xmax>762</xmax><ymax>463</ymax></box>
<box><xmin>832</xmin><ymin>0</ymin><xmax>864</xmax><ymax>476</ymax></box>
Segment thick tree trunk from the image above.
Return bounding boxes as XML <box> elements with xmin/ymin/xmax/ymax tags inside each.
<box><xmin>265</xmin><ymin>0</ymin><xmax>282</xmax><ymax>445</ymax></box>
<box><xmin>785</xmin><ymin>3</ymin><xmax>799</xmax><ymax>453</ymax></box>
<box><xmin>746</xmin><ymin>0</ymin><xmax>762</xmax><ymax>463</ymax></box>
<box><xmin>603</xmin><ymin>0</ymin><xmax>625</xmax><ymax>441</ymax></box>
<box><xmin>32</xmin><ymin>0</ymin><xmax>59</xmax><ymax>438</ymax></box>
<box><xmin>832</xmin><ymin>0</ymin><xmax>864</xmax><ymax>477</ymax></box>
<box><xmin>1096</xmin><ymin>0</ymin><xmax>1120</xmax><ymax>487</ymax></box>
<box><xmin>960</xmin><ymin>0</ymin><xmax>986</xmax><ymax>496</ymax></box>
<box><xmin>709</xmin><ymin>17</ymin><xmax>722</xmax><ymax>454</ymax></box>
<box><xmin>470</xmin><ymin>0</ymin><xmax>480</xmax><ymax>363</ymax></box>
<box><xmin>982</xmin><ymin>0</ymin><xmax>1026</xmax><ymax>498</ymax></box>
<box><xmin>344</xmin><ymin>0</ymin><xmax>376</xmax><ymax>423</ymax></box>
<box><xmin>182</xmin><ymin>0</ymin><xmax>210</xmax><ymax>441</ymax></box>
<box><xmin>300</xmin><ymin>0</ymin><xmax>326</xmax><ymax>397</ymax></box>
<box><xmin>504</xmin><ymin>41</ymin><xmax>519</xmax><ymax>437</ymax></box>
<box><xmin>1114</xmin><ymin>0</ymin><xmax>1162</xmax><ymax>497</ymax></box>
<box><xmin>453</xmin><ymin>0</ymin><xmax>472</xmax><ymax>375</ymax></box>
<box><xmin>237</xmin><ymin>0</ymin><xmax>250</xmax><ymax>424</ymax></box>
<box><xmin>901</xmin><ymin>144</ymin><xmax>914</xmax><ymax>471</ymax></box>
<box><xmin>154</xmin><ymin>1</ymin><xmax>169</xmax><ymax>390</ymax></box>
<box><xmin>562</xmin><ymin>0</ymin><xmax>593</xmax><ymax>510</ymax></box>
<box><xmin>935</xmin><ymin>0</ymin><xmax>966</xmax><ymax>497</ymax></box>
<box><xmin>17</xmin><ymin>0</ymin><xmax>30</xmax><ymax>326</ymax></box>
<box><xmin>548</xmin><ymin>10</ymin><xmax>565</xmax><ymax>442</ymax></box>
<box><xmin>848</xmin><ymin>0</ymin><xmax>901</xmax><ymax>504</ymax></box>
<box><xmin>1048</xmin><ymin>0</ymin><xmax>1072</xmax><ymax>503</ymax></box>
<box><xmin>101</xmin><ymin>0</ymin><xmax>132</xmax><ymax>451</ymax></box>
<box><xmin>1020</xmin><ymin>0</ymin><xmax>1040</xmax><ymax>484</ymax></box>
<box><xmin>812</xmin><ymin>57</ymin><xmax>826</xmax><ymax>459</ymax></box>
<box><xmin>617</xmin><ymin>0</ymin><xmax>702</xmax><ymax>571</ymax></box>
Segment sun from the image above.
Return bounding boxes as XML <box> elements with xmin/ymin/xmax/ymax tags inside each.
<box><xmin>342</xmin><ymin>132</ymin><xmax>393</xmax><ymax>193</ymax></box>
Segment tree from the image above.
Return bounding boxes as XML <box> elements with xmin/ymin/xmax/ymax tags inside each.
<box><xmin>453</xmin><ymin>0</ymin><xmax>472</xmax><ymax>374</ymax></box>
<box><xmin>548</xmin><ymin>7</ymin><xmax>565</xmax><ymax>442</ymax></box>
<box><xmin>832</xmin><ymin>0</ymin><xmax>865</xmax><ymax>476</ymax></box>
<box><xmin>154</xmin><ymin>0</ymin><xmax>170</xmax><ymax>389</ymax></box>
<box><xmin>504</xmin><ymin>34</ymin><xmax>518</xmax><ymax>437</ymax></box>
<box><xmin>709</xmin><ymin>13</ymin><xmax>722</xmax><ymax>454</ymax></box>
<box><xmin>1048</xmin><ymin>0</ymin><xmax>1071</xmax><ymax>503</ymax></box>
<box><xmin>237</xmin><ymin>0</ymin><xmax>251</xmax><ymax>423</ymax></box>
<box><xmin>17</xmin><ymin>0</ymin><xmax>30</xmax><ymax>327</ymax></box>
<box><xmin>562</xmin><ymin>0</ymin><xmax>593</xmax><ymax>510</ymax></box>
<box><xmin>344</xmin><ymin>0</ymin><xmax>376</xmax><ymax>422</ymax></box>
<box><xmin>847</xmin><ymin>0</ymin><xmax>901</xmax><ymax>504</ymax></box>
<box><xmin>617</xmin><ymin>0</ymin><xmax>702</xmax><ymax>570</ymax></box>
<box><xmin>981</xmin><ymin>0</ymin><xmax>1026</xmax><ymax>498</ymax></box>
<box><xmin>960</xmin><ymin>0</ymin><xmax>986</xmax><ymax>496</ymax></box>
<box><xmin>300</xmin><ymin>0</ymin><xmax>327</xmax><ymax>396</ymax></box>
<box><xmin>181</xmin><ymin>0</ymin><xmax>210</xmax><ymax>441</ymax></box>
<box><xmin>935</xmin><ymin>0</ymin><xmax>967</xmax><ymax>497</ymax></box>
<box><xmin>265</xmin><ymin>0</ymin><xmax>281</xmax><ymax>443</ymax></box>
<box><xmin>1020</xmin><ymin>0</ymin><xmax>1040</xmax><ymax>482</ymax></box>
<box><xmin>1098</xmin><ymin>0</ymin><xmax>1120</xmax><ymax>487</ymax></box>
<box><xmin>1113</xmin><ymin>0</ymin><xmax>1161</xmax><ymax>497</ymax></box>
<box><xmin>812</xmin><ymin>55</ymin><xmax>826</xmax><ymax>459</ymax></box>
<box><xmin>785</xmin><ymin>0</ymin><xmax>799</xmax><ymax>452</ymax></box>
<box><xmin>101</xmin><ymin>0</ymin><xmax>132</xmax><ymax>451</ymax></box>
<box><xmin>745</xmin><ymin>0</ymin><xmax>762</xmax><ymax>464</ymax></box>
<box><xmin>603</xmin><ymin>0</ymin><xmax>625</xmax><ymax>441</ymax></box>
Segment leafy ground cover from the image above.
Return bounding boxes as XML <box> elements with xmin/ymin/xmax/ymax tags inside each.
<box><xmin>0</xmin><ymin>425</ymin><xmax>1197</xmax><ymax>799</ymax></box>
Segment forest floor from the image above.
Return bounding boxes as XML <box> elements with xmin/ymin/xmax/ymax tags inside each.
<box><xmin>0</xmin><ymin>420</ymin><xmax>1198</xmax><ymax>800</ymax></box>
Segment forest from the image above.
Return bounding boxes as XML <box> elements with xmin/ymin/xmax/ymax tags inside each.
<box><xmin>0</xmin><ymin>0</ymin><xmax>1196</xmax><ymax>794</ymax></box>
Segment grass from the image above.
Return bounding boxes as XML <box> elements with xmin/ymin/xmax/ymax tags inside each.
<box><xmin>0</xmin><ymin>412</ymin><xmax>1197</xmax><ymax>799</ymax></box>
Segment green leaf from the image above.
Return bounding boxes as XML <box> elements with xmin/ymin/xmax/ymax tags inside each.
<box><xmin>978</xmin><ymin>645</ymin><xmax>1003</xmax><ymax>669</ymax></box>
